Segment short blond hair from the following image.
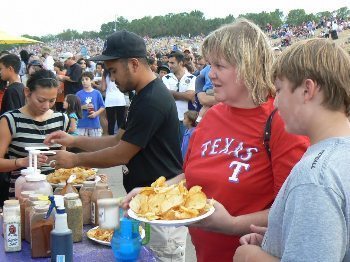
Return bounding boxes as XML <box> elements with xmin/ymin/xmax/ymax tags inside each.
<box><xmin>201</xmin><ymin>18</ymin><xmax>275</xmax><ymax>105</ymax></box>
<box><xmin>272</xmin><ymin>39</ymin><xmax>350</xmax><ymax>116</ymax></box>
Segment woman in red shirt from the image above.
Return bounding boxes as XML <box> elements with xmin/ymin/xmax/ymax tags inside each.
<box><xmin>124</xmin><ymin>19</ymin><xmax>309</xmax><ymax>262</ymax></box>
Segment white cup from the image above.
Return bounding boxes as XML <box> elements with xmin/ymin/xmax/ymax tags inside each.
<box><xmin>97</xmin><ymin>198</ymin><xmax>120</xmax><ymax>229</ymax></box>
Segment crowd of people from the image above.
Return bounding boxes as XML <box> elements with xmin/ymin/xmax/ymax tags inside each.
<box><xmin>0</xmin><ymin>15</ymin><xmax>350</xmax><ymax>262</ymax></box>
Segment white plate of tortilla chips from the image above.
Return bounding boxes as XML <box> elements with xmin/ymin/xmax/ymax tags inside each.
<box><xmin>87</xmin><ymin>226</ymin><xmax>145</xmax><ymax>246</ymax></box>
<box><xmin>128</xmin><ymin>206</ymin><xmax>215</xmax><ymax>227</ymax></box>
<box><xmin>127</xmin><ymin>176</ymin><xmax>215</xmax><ymax>227</ymax></box>
<box><xmin>47</xmin><ymin>167</ymin><xmax>98</xmax><ymax>186</ymax></box>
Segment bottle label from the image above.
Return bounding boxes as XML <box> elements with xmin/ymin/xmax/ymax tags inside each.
<box><xmin>99</xmin><ymin>207</ymin><xmax>105</xmax><ymax>223</ymax></box>
<box><xmin>57</xmin><ymin>255</ymin><xmax>66</xmax><ymax>262</ymax></box>
<box><xmin>5</xmin><ymin>222</ymin><xmax>20</xmax><ymax>248</ymax></box>
<box><xmin>91</xmin><ymin>202</ymin><xmax>95</xmax><ymax>224</ymax></box>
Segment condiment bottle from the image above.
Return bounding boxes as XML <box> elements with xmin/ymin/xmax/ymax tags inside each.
<box><xmin>3</xmin><ymin>200</ymin><xmax>21</xmax><ymax>252</ymax></box>
<box><xmin>30</xmin><ymin>203</ymin><xmax>53</xmax><ymax>258</ymax></box>
<box><xmin>64</xmin><ymin>193</ymin><xmax>83</xmax><ymax>242</ymax></box>
<box><xmin>24</xmin><ymin>193</ymin><xmax>43</xmax><ymax>243</ymax></box>
<box><xmin>54</xmin><ymin>182</ymin><xmax>66</xmax><ymax>195</ymax></box>
<box><xmin>61</xmin><ymin>175</ymin><xmax>78</xmax><ymax>195</ymax></box>
<box><xmin>79</xmin><ymin>181</ymin><xmax>95</xmax><ymax>225</ymax></box>
<box><xmin>90</xmin><ymin>183</ymin><xmax>113</xmax><ymax>226</ymax></box>
<box><xmin>15</xmin><ymin>168</ymin><xmax>39</xmax><ymax>199</ymax></box>
<box><xmin>46</xmin><ymin>195</ymin><xmax>73</xmax><ymax>262</ymax></box>
<box><xmin>19</xmin><ymin>191</ymin><xmax>35</xmax><ymax>240</ymax></box>
<box><xmin>21</xmin><ymin>174</ymin><xmax>53</xmax><ymax>196</ymax></box>
<box><xmin>97</xmin><ymin>198</ymin><xmax>120</xmax><ymax>229</ymax></box>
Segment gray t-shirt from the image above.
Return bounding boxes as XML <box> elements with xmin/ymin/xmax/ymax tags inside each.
<box><xmin>262</xmin><ymin>137</ymin><xmax>350</xmax><ymax>262</ymax></box>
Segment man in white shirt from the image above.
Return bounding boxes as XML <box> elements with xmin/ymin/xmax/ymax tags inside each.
<box><xmin>162</xmin><ymin>51</ymin><xmax>196</xmax><ymax>143</ymax></box>
<box><xmin>41</xmin><ymin>47</ymin><xmax>55</xmax><ymax>73</ymax></box>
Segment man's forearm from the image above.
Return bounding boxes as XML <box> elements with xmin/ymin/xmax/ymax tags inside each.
<box><xmin>198</xmin><ymin>92</ymin><xmax>217</xmax><ymax>106</ymax></box>
<box><xmin>73</xmin><ymin>129</ymin><xmax>124</xmax><ymax>151</ymax></box>
<box><xmin>172</xmin><ymin>91</ymin><xmax>195</xmax><ymax>101</ymax></box>
<box><xmin>75</xmin><ymin>145</ymin><xmax>127</xmax><ymax>168</ymax></box>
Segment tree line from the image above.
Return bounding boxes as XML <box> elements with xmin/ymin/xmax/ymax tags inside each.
<box><xmin>21</xmin><ymin>7</ymin><xmax>350</xmax><ymax>42</ymax></box>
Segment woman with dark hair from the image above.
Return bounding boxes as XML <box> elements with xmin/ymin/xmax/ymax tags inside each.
<box><xmin>0</xmin><ymin>69</ymin><xmax>69</xmax><ymax>198</ymax></box>
<box><xmin>19</xmin><ymin>50</ymin><xmax>29</xmax><ymax>66</ymax></box>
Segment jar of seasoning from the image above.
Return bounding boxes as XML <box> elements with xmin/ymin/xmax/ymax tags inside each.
<box><xmin>30</xmin><ymin>204</ymin><xmax>54</xmax><ymax>258</ymax></box>
<box><xmin>64</xmin><ymin>193</ymin><xmax>83</xmax><ymax>242</ymax></box>
<box><xmin>90</xmin><ymin>183</ymin><xmax>113</xmax><ymax>226</ymax></box>
<box><xmin>19</xmin><ymin>191</ymin><xmax>35</xmax><ymax>240</ymax></box>
<box><xmin>3</xmin><ymin>200</ymin><xmax>21</xmax><ymax>252</ymax></box>
<box><xmin>79</xmin><ymin>181</ymin><xmax>95</xmax><ymax>225</ymax></box>
<box><xmin>24</xmin><ymin>194</ymin><xmax>43</xmax><ymax>243</ymax></box>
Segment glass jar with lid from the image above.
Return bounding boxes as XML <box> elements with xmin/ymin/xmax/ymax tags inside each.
<box><xmin>3</xmin><ymin>200</ymin><xmax>21</xmax><ymax>252</ymax></box>
<box><xmin>79</xmin><ymin>181</ymin><xmax>95</xmax><ymax>225</ymax></box>
<box><xmin>64</xmin><ymin>193</ymin><xmax>83</xmax><ymax>242</ymax></box>
<box><xmin>30</xmin><ymin>203</ymin><xmax>53</xmax><ymax>258</ymax></box>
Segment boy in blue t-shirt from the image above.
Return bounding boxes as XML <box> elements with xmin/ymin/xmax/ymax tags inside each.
<box><xmin>76</xmin><ymin>71</ymin><xmax>105</xmax><ymax>136</ymax></box>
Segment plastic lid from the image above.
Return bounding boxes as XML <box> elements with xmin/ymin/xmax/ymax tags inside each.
<box><xmin>29</xmin><ymin>193</ymin><xmax>44</xmax><ymax>201</ymax></box>
<box><xmin>64</xmin><ymin>192</ymin><xmax>79</xmax><ymax>199</ymax></box>
<box><xmin>97</xmin><ymin>198</ymin><xmax>120</xmax><ymax>207</ymax></box>
<box><xmin>21</xmin><ymin>191</ymin><xmax>36</xmax><ymax>198</ymax></box>
<box><xmin>96</xmin><ymin>183</ymin><xmax>108</xmax><ymax>189</ymax></box>
<box><xmin>83</xmin><ymin>181</ymin><xmax>95</xmax><ymax>186</ymax></box>
<box><xmin>25</xmin><ymin>174</ymin><xmax>46</xmax><ymax>182</ymax></box>
<box><xmin>34</xmin><ymin>204</ymin><xmax>50</xmax><ymax>211</ymax></box>
<box><xmin>33</xmin><ymin>200</ymin><xmax>50</xmax><ymax>206</ymax></box>
<box><xmin>21</xmin><ymin>168</ymin><xmax>40</xmax><ymax>176</ymax></box>
<box><xmin>57</xmin><ymin>182</ymin><xmax>66</xmax><ymax>187</ymax></box>
<box><xmin>4</xmin><ymin>200</ymin><xmax>19</xmax><ymax>206</ymax></box>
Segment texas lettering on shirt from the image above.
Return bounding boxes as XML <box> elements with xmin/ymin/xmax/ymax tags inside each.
<box><xmin>201</xmin><ymin>138</ymin><xmax>258</xmax><ymax>183</ymax></box>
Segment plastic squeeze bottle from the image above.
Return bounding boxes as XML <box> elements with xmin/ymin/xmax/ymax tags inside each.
<box><xmin>46</xmin><ymin>195</ymin><xmax>73</xmax><ymax>262</ymax></box>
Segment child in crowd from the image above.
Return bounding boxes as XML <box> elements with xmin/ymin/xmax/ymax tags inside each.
<box><xmin>63</xmin><ymin>94</ymin><xmax>82</xmax><ymax>136</ymax></box>
<box><xmin>0</xmin><ymin>54</ymin><xmax>25</xmax><ymax>115</ymax></box>
<box><xmin>234</xmin><ymin>39</ymin><xmax>350</xmax><ymax>261</ymax></box>
<box><xmin>76</xmin><ymin>71</ymin><xmax>105</xmax><ymax>137</ymax></box>
<box><xmin>181</xmin><ymin>110</ymin><xmax>198</xmax><ymax>159</ymax></box>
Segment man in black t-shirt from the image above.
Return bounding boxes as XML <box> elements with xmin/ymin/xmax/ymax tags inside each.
<box><xmin>45</xmin><ymin>30</ymin><xmax>188</xmax><ymax>261</ymax></box>
<box><xmin>57</xmin><ymin>52</ymin><xmax>83</xmax><ymax>96</ymax></box>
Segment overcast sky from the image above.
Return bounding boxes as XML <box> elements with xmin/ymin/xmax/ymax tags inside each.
<box><xmin>1</xmin><ymin>0</ymin><xmax>349</xmax><ymax>36</ymax></box>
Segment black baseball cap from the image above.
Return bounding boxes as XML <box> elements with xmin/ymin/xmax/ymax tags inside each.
<box><xmin>90</xmin><ymin>30</ymin><xmax>147</xmax><ymax>61</ymax></box>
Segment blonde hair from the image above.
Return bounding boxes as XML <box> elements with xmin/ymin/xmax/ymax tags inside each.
<box><xmin>201</xmin><ymin>18</ymin><xmax>275</xmax><ymax>105</ymax></box>
<box><xmin>272</xmin><ymin>38</ymin><xmax>350</xmax><ymax>116</ymax></box>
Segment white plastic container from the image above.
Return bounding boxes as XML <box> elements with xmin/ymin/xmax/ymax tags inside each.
<box><xmin>97</xmin><ymin>198</ymin><xmax>120</xmax><ymax>229</ymax></box>
<box><xmin>21</xmin><ymin>174</ymin><xmax>53</xmax><ymax>196</ymax></box>
<box><xmin>3</xmin><ymin>200</ymin><xmax>21</xmax><ymax>252</ymax></box>
<box><xmin>15</xmin><ymin>168</ymin><xmax>40</xmax><ymax>199</ymax></box>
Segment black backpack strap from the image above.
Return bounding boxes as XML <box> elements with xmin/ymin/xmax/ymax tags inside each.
<box><xmin>263</xmin><ymin>109</ymin><xmax>278</xmax><ymax>159</ymax></box>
